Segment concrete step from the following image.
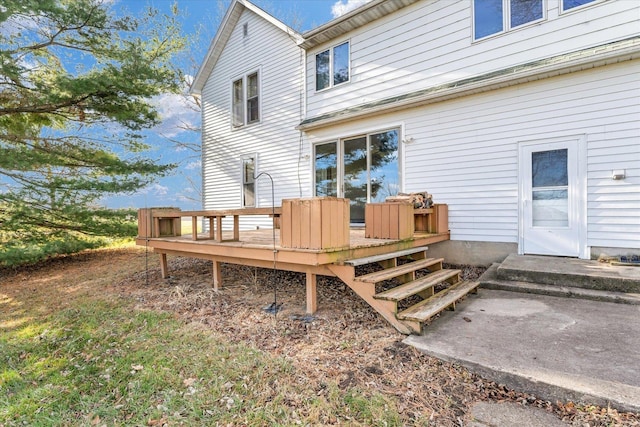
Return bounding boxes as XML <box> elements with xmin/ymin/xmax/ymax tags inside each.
<box><xmin>496</xmin><ymin>254</ymin><xmax>640</xmax><ymax>293</ymax></box>
<box><xmin>481</xmin><ymin>263</ymin><xmax>640</xmax><ymax>305</ymax></box>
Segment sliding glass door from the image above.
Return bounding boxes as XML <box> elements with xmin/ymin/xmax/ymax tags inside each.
<box><xmin>314</xmin><ymin>129</ymin><xmax>399</xmax><ymax>223</ymax></box>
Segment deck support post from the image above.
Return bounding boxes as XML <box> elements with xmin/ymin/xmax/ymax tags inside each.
<box><xmin>306</xmin><ymin>270</ymin><xmax>317</xmax><ymax>314</ymax></box>
<box><xmin>159</xmin><ymin>253</ymin><xmax>168</xmax><ymax>279</ymax></box>
<box><xmin>212</xmin><ymin>259</ymin><xmax>222</xmax><ymax>291</ymax></box>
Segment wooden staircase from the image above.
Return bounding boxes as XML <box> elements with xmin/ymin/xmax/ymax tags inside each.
<box><xmin>328</xmin><ymin>246</ymin><xmax>479</xmax><ymax>334</ymax></box>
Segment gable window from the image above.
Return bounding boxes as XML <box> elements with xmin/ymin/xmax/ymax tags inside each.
<box><xmin>474</xmin><ymin>0</ymin><xmax>544</xmax><ymax>40</ymax></box>
<box><xmin>562</xmin><ymin>0</ymin><xmax>597</xmax><ymax>12</ymax></box>
<box><xmin>315</xmin><ymin>41</ymin><xmax>350</xmax><ymax>91</ymax></box>
<box><xmin>242</xmin><ymin>156</ymin><xmax>256</xmax><ymax>207</ymax></box>
<box><xmin>231</xmin><ymin>71</ymin><xmax>260</xmax><ymax>127</ymax></box>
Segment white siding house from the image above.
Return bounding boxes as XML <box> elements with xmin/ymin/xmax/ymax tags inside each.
<box><xmin>190</xmin><ymin>0</ymin><xmax>308</xmax><ymax>230</ymax></box>
<box><xmin>192</xmin><ymin>0</ymin><xmax>640</xmax><ymax>264</ymax></box>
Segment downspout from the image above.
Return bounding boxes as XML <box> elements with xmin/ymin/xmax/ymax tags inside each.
<box><xmin>297</xmin><ymin>45</ymin><xmax>307</xmax><ymax>198</ymax></box>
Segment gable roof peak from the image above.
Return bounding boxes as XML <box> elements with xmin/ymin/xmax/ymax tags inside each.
<box><xmin>190</xmin><ymin>0</ymin><xmax>303</xmax><ymax>96</ymax></box>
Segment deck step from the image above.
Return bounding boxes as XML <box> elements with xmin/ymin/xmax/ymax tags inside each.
<box><xmin>397</xmin><ymin>280</ymin><xmax>479</xmax><ymax>322</ymax></box>
<box><xmin>375</xmin><ymin>269</ymin><xmax>461</xmax><ymax>302</ymax></box>
<box><xmin>344</xmin><ymin>246</ymin><xmax>429</xmax><ymax>267</ymax></box>
<box><xmin>355</xmin><ymin>258</ymin><xmax>443</xmax><ymax>284</ymax></box>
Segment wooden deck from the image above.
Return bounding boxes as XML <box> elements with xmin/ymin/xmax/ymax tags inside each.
<box><xmin>136</xmin><ymin>202</ymin><xmax>462</xmax><ymax>334</ymax></box>
<box><xmin>137</xmin><ymin>228</ymin><xmax>449</xmax><ymax>270</ymax></box>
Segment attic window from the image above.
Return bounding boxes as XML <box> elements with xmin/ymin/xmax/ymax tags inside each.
<box><xmin>243</xmin><ymin>22</ymin><xmax>248</xmax><ymax>38</ymax></box>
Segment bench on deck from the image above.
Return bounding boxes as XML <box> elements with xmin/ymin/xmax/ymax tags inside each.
<box><xmin>139</xmin><ymin>207</ymin><xmax>282</xmax><ymax>242</ymax></box>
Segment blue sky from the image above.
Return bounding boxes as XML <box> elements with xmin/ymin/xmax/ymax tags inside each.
<box><xmin>104</xmin><ymin>0</ymin><xmax>370</xmax><ymax>210</ymax></box>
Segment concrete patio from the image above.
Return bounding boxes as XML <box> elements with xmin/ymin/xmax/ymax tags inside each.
<box><xmin>405</xmin><ymin>255</ymin><xmax>640</xmax><ymax>414</ymax></box>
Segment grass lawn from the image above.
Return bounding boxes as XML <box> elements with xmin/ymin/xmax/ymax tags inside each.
<box><xmin>0</xmin><ymin>245</ymin><xmax>403</xmax><ymax>426</ymax></box>
<box><xmin>1</xmin><ymin>244</ymin><xmax>637</xmax><ymax>426</ymax></box>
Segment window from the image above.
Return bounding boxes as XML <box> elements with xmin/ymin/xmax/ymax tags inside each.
<box><xmin>315</xmin><ymin>41</ymin><xmax>350</xmax><ymax>91</ymax></box>
<box><xmin>474</xmin><ymin>0</ymin><xmax>544</xmax><ymax>40</ymax></box>
<box><xmin>246</xmin><ymin>72</ymin><xmax>259</xmax><ymax>124</ymax></box>
<box><xmin>313</xmin><ymin>129</ymin><xmax>400</xmax><ymax>223</ymax></box>
<box><xmin>231</xmin><ymin>71</ymin><xmax>260</xmax><ymax>127</ymax></box>
<box><xmin>314</xmin><ymin>142</ymin><xmax>338</xmax><ymax>197</ymax></box>
<box><xmin>242</xmin><ymin>156</ymin><xmax>256</xmax><ymax>207</ymax></box>
<box><xmin>562</xmin><ymin>0</ymin><xmax>596</xmax><ymax>12</ymax></box>
<box><xmin>232</xmin><ymin>79</ymin><xmax>244</xmax><ymax>127</ymax></box>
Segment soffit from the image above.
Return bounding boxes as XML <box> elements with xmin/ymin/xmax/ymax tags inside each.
<box><xmin>299</xmin><ymin>0</ymin><xmax>420</xmax><ymax>50</ymax></box>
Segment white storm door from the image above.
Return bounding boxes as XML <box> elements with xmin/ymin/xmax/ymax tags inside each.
<box><xmin>520</xmin><ymin>139</ymin><xmax>581</xmax><ymax>257</ymax></box>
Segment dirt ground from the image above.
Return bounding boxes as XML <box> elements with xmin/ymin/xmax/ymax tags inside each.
<box><xmin>2</xmin><ymin>247</ymin><xmax>638</xmax><ymax>426</ymax></box>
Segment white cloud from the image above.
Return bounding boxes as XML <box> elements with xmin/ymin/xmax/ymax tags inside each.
<box><xmin>138</xmin><ymin>183</ymin><xmax>169</xmax><ymax>196</ymax></box>
<box><xmin>150</xmin><ymin>89</ymin><xmax>200</xmax><ymax>138</ymax></box>
<box><xmin>331</xmin><ymin>0</ymin><xmax>373</xmax><ymax>18</ymax></box>
<box><xmin>185</xmin><ymin>160</ymin><xmax>201</xmax><ymax>171</ymax></box>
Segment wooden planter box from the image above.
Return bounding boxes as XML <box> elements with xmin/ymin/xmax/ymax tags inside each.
<box><xmin>138</xmin><ymin>208</ymin><xmax>182</xmax><ymax>238</ymax></box>
<box><xmin>280</xmin><ymin>197</ymin><xmax>350</xmax><ymax>249</ymax></box>
<box><xmin>414</xmin><ymin>204</ymin><xmax>449</xmax><ymax>233</ymax></box>
<box><xmin>365</xmin><ymin>202</ymin><xmax>414</xmax><ymax>240</ymax></box>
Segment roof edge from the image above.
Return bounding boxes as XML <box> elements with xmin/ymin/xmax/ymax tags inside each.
<box><xmin>299</xmin><ymin>0</ymin><xmax>419</xmax><ymax>50</ymax></box>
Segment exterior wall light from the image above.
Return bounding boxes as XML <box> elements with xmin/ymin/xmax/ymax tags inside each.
<box><xmin>612</xmin><ymin>170</ymin><xmax>626</xmax><ymax>180</ymax></box>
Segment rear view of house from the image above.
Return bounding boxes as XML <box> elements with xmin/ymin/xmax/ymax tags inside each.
<box><xmin>191</xmin><ymin>0</ymin><xmax>640</xmax><ymax>264</ymax></box>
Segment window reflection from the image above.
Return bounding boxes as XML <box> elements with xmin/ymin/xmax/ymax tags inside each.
<box><xmin>532</xmin><ymin>149</ymin><xmax>568</xmax><ymax>188</ymax></box>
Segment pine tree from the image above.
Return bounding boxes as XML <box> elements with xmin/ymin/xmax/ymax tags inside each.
<box><xmin>0</xmin><ymin>0</ymin><xmax>186</xmax><ymax>264</ymax></box>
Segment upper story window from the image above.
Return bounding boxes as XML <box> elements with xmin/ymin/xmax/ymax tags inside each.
<box><xmin>315</xmin><ymin>41</ymin><xmax>350</xmax><ymax>91</ymax></box>
<box><xmin>561</xmin><ymin>0</ymin><xmax>597</xmax><ymax>12</ymax></box>
<box><xmin>473</xmin><ymin>0</ymin><xmax>544</xmax><ymax>40</ymax></box>
<box><xmin>232</xmin><ymin>71</ymin><xmax>260</xmax><ymax>128</ymax></box>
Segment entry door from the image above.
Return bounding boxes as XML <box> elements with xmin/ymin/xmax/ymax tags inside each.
<box><xmin>520</xmin><ymin>138</ymin><xmax>582</xmax><ymax>257</ymax></box>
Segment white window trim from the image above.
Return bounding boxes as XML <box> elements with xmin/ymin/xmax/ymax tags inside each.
<box><xmin>230</xmin><ymin>68</ymin><xmax>262</xmax><ymax>129</ymax></box>
<box><xmin>559</xmin><ymin>0</ymin><xmax>600</xmax><ymax>15</ymax></box>
<box><xmin>241</xmin><ymin>154</ymin><xmax>258</xmax><ymax>208</ymax></box>
<box><xmin>472</xmin><ymin>0</ymin><xmax>547</xmax><ymax>42</ymax></box>
<box><xmin>314</xmin><ymin>40</ymin><xmax>351</xmax><ymax>93</ymax></box>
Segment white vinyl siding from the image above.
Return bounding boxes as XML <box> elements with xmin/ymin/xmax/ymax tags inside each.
<box><xmin>305</xmin><ymin>0</ymin><xmax>639</xmax><ymax>119</ymax></box>
<box><xmin>201</xmin><ymin>9</ymin><xmax>306</xmax><ymax>230</ymax></box>
<box><xmin>304</xmin><ymin>61</ymin><xmax>640</xmax><ymax>250</ymax></box>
